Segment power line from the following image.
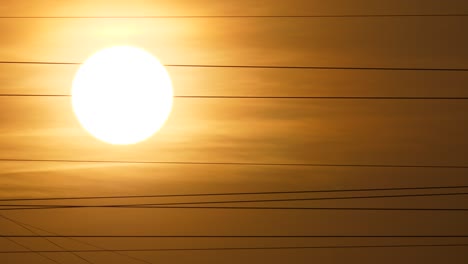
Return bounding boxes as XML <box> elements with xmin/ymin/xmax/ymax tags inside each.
<box><xmin>0</xmin><ymin>214</ymin><xmax>95</xmax><ymax>264</ymax></box>
<box><xmin>1</xmin><ymin>184</ymin><xmax>468</xmax><ymax>202</ymax></box>
<box><xmin>1</xmin><ymin>158</ymin><xmax>468</xmax><ymax>169</ymax></box>
<box><xmin>1</xmin><ymin>238</ymin><xmax>61</xmax><ymax>264</ymax></box>
<box><xmin>2</xmin><ymin>191</ymin><xmax>468</xmax><ymax>208</ymax></box>
<box><xmin>135</xmin><ymin>64</ymin><xmax>468</xmax><ymax>72</ymax></box>
<box><xmin>3</xmin><ymin>94</ymin><xmax>468</xmax><ymax>100</ymax></box>
<box><xmin>1</xmin><ymin>61</ymin><xmax>468</xmax><ymax>72</ymax></box>
<box><xmin>1</xmin><ymin>14</ymin><xmax>468</xmax><ymax>19</ymax></box>
<box><xmin>0</xmin><ymin>61</ymin><xmax>78</xmax><ymax>65</ymax></box>
<box><xmin>12</xmin><ymin>219</ymin><xmax>155</xmax><ymax>264</ymax></box>
<box><xmin>2</xmin><ymin>235</ymin><xmax>468</xmax><ymax>238</ymax></box>
<box><xmin>1</xmin><ymin>205</ymin><xmax>468</xmax><ymax>212</ymax></box>
<box><xmin>2</xmin><ymin>243</ymin><xmax>468</xmax><ymax>253</ymax></box>
<box><xmin>0</xmin><ymin>224</ymin><xmax>62</xmax><ymax>264</ymax></box>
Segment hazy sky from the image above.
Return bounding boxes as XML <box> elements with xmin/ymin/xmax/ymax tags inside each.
<box><xmin>1</xmin><ymin>1</ymin><xmax>468</xmax><ymax>263</ymax></box>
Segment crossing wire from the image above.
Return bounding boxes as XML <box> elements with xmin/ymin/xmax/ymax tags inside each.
<box><xmin>0</xmin><ymin>232</ymin><xmax>61</xmax><ymax>263</ymax></box>
<box><xmin>0</xmin><ymin>215</ymin><xmax>63</xmax><ymax>264</ymax></box>
<box><xmin>2</xmin><ymin>94</ymin><xmax>468</xmax><ymax>100</ymax></box>
<box><xmin>2</xmin><ymin>243</ymin><xmax>468</xmax><ymax>253</ymax></box>
<box><xmin>1</xmin><ymin>158</ymin><xmax>468</xmax><ymax>169</ymax></box>
<box><xmin>0</xmin><ymin>214</ymin><xmax>95</xmax><ymax>264</ymax></box>
<box><xmin>2</xmin><ymin>234</ymin><xmax>468</xmax><ymax>238</ymax></box>
<box><xmin>2</xmin><ymin>191</ymin><xmax>468</xmax><ymax>209</ymax></box>
<box><xmin>1</xmin><ymin>14</ymin><xmax>468</xmax><ymax>18</ymax></box>
<box><xmin>1</xmin><ymin>184</ymin><xmax>468</xmax><ymax>202</ymax></box>
<box><xmin>1</xmin><ymin>61</ymin><xmax>468</xmax><ymax>72</ymax></box>
<box><xmin>1</xmin><ymin>205</ymin><xmax>468</xmax><ymax>212</ymax></box>
<box><xmin>10</xmin><ymin>218</ymin><xmax>156</xmax><ymax>264</ymax></box>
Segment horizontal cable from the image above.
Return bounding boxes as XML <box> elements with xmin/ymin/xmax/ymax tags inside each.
<box><xmin>1</xmin><ymin>14</ymin><xmax>468</xmax><ymax>19</ymax></box>
<box><xmin>0</xmin><ymin>214</ymin><xmax>94</xmax><ymax>264</ymax></box>
<box><xmin>0</xmin><ymin>61</ymin><xmax>79</xmax><ymax>65</ymax></box>
<box><xmin>1</xmin><ymin>185</ymin><xmax>468</xmax><ymax>202</ymax></box>
<box><xmin>2</xmin><ymin>244</ymin><xmax>468</xmax><ymax>253</ymax></box>
<box><xmin>1</xmin><ymin>61</ymin><xmax>468</xmax><ymax>71</ymax></box>
<box><xmin>2</xmin><ymin>94</ymin><xmax>468</xmax><ymax>100</ymax></box>
<box><xmin>2</xmin><ymin>191</ymin><xmax>468</xmax><ymax>208</ymax></box>
<box><xmin>1</xmin><ymin>205</ymin><xmax>468</xmax><ymax>211</ymax></box>
<box><xmin>0</xmin><ymin>234</ymin><xmax>62</xmax><ymax>264</ymax></box>
<box><xmin>8</xmin><ymin>217</ymin><xmax>155</xmax><ymax>264</ymax></box>
<box><xmin>2</xmin><ymin>235</ymin><xmax>468</xmax><ymax>238</ymax></box>
<box><xmin>1</xmin><ymin>158</ymin><xmax>468</xmax><ymax>169</ymax></box>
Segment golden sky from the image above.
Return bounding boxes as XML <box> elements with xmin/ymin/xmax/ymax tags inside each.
<box><xmin>1</xmin><ymin>1</ymin><xmax>468</xmax><ymax>263</ymax></box>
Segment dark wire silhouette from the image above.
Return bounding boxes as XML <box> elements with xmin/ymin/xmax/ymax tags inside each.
<box><xmin>1</xmin><ymin>61</ymin><xmax>468</xmax><ymax>71</ymax></box>
<box><xmin>0</xmin><ymin>214</ymin><xmax>94</xmax><ymax>264</ymax></box>
<box><xmin>2</xmin><ymin>243</ymin><xmax>468</xmax><ymax>254</ymax></box>
<box><xmin>1</xmin><ymin>205</ymin><xmax>468</xmax><ymax>212</ymax></box>
<box><xmin>1</xmin><ymin>184</ymin><xmax>467</xmax><ymax>202</ymax></box>
<box><xmin>2</xmin><ymin>235</ymin><xmax>468</xmax><ymax>238</ymax></box>
<box><xmin>1</xmin><ymin>158</ymin><xmax>468</xmax><ymax>169</ymax></box>
<box><xmin>1</xmin><ymin>14</ymin><xmax>468</xmax><ymax>18</ymax></box>
<box><xmin>0</xmin><ymin>215</ymin><xmax>63</xmax><ymax>264</ymax></box>
<box><xmin>2</xmin><ymin>94</ymin><xmax>468</xmax><ymax>100</ymax></box>
<box><xmin>9</xmin><ymin>218</ymin><xmax>155</xmax><ymax>264</ymax></box>
<box><xmin>2</xmin><ymin>191</ymin><xmax>468</xmax><ymax>208</ymax></box>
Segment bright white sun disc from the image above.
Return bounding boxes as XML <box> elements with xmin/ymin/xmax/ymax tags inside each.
<box><xmin>72</xmin><ymin>46</ymin><xmax>173</xmax><ymax>145</ymax></box>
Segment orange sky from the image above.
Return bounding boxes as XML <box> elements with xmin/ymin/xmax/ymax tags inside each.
<box><xmin>1</xmin><ymin>1</ymin><xmax>468</xmax><ymax>263</ymax></box>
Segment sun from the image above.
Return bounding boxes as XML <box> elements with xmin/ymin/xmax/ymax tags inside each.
<box><xmin>71</xmin><ymin>46</ymin><xmax>173</xmax><ymax>145</ymax></box>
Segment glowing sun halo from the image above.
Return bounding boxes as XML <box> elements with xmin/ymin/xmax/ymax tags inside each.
<box><xmin>72</xmin><ymin>46</ymin><xmax>173</xmax><ymax>145</ymax></box>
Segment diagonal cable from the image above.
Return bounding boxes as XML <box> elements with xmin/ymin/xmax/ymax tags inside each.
<box><xmin>0</xmin><ymin>214</ymin><xmax>94</xmax><ymax>264</ymax></box>
<box><xmin>2</xmin><ymin>205</ymin><xmax>468</xmax><ymax>211</ymax></box>
<box><xmin>1</xmin><ymin>184</ymin><xmax>468</xmax><ymax>202</ymax></box>
<box><xmin>1</xmin><ymin>243</ymin><xmax>468</xmax><ymax>253</ymax></box>
<box><xmin>2</xmin><ymin>234</ymin><xmax>468</xmax><ymax>238</ymax></box>
<box><xmin>1</xmin><ymin>61</ymin><xmax>468</xmax><ymax>72</ymax></box>
<box><xmin>1</xmin><ymin>14</ymin><xmax>468</xmax><ymax>18</ymax></box>
<box><xmin>2</xmin><ymin>158</ymin><xmax>468</xmax><ymax>169</ymax></box>
<box><xmin>1</xmin><ymin>191</ymin><xmax>468</xmax><ymax>209</ymax></box>
<box><xmin>0</xmin><ymin>231</ymin><xmax>61</xmax><ymax>264</ymax></box>
<box><xmin>3</xmin><ymin>94</ymin><xmax>468</xmax><ymax>100</ymax></box>
<box><xmin>16</xmin><ymin>220</ymin><xmax>155</xmax><ymax>264</ymax></box>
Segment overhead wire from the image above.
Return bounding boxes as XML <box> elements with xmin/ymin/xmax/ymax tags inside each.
<box><xmin>2</xmin><ymin>243</ymin><xmax>468</xmax><ymax>253</ymax></box>
<box><xmin>1</xmin><ymin>238</ymin><xmax>62</xmax><ymax>264</ymax></box>
<box><xmin>8</xmin><ymin>218</ymin><xmax>156</xmax><ymax>264</ymax></box>
<box><xmin>2</xmin><ymin>235</ymin><xmax>468</xmax><ymax>238</ymax></box>
<box><xmin>2</xmin><ymin>191</ymin><xmax>468</xmax><ymax>209</ymax></box>
<box><xmin>1</xmin><ymin>61</ymin><xmax>468</xmax><ymax>71</ymax></box>
<box><xmin>1</xmin><ymin>184</ymin><xmax>468</xmax><ymax>202</ymax></box>
<box><xmin>1</xmin><ymin>7</ymin><xmax>468</xmax><ymax>264</ymax></box>
<box><xmin>1</xmin><ymin>158</ymin><xmax>468</xmax><ymax>169</ymax></box>
<box><xmin>1</xmin><ymin>10</ymin><xmax>467</xmax><ymax>261</ymax></box>
<box><xmin>1</xmin><ymin>205</ymin><xmax>468</xmax><ymax>212</ymax></box>
<box><xmin>0</xmin><ymin>224</ymin><xmax>62</xmax><ymax>264</ymax></box>
<box><xmin>1</xmin><ymin>14</ymin><xmax>468</xmax><ymax>19</ymax></box>
<box><xmin>2</xmin><ymin>94</ymin><xmax>468</xmax><ymax>100</ymax></box>
<box><xmin>0</xmin><ymin>214</ymin><xmax>95</xmax><ymax>264</ymax></box>
<box><xmin>2</xmin><ymin>61</ymin><xmax>468</xmax><ymax>99</ymax></box>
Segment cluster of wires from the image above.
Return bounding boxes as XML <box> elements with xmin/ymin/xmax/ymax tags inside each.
<box><xmin>1</xmin><ymin>11</ymin><xmax>468</xmax><ymax>264</ymax></box>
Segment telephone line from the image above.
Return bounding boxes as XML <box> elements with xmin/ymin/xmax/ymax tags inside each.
<box><xmin>3</xmin><ymin>235</ymin><xmax>468</xmax><ymax>238</ymax></box>
<box><xmin>1</xmin><ymin>61</ymin><xmax>468</xmax><ymax>71</ymax></box>
<box><xmin>2</xmin><ymin>191</ymin><xmax>468</xmax><ymax>208</ymax></box>
<box><xmin>2</xmin><ymin>243</ymin><xmax>468</xmax><ymax>253</ymax></box>
<box><xmin>2</xmin><ymin>94</ymin><xmax>468</xmax><ymax>100</ymax></box>
<box><xmin>1</xmin><ymin>184</ymin><xmax>468</xmax><ymax>202</ymax></box>
<box><xmin>1</xmin><ymin>158</ymin><xmax>468</xmax><ymax>169</ymax></box>
<box><xmin>1</xmin><ymin>205</ymin><xmax>468</xmax><ymax>212</ymax></box>
<box><xmin>1</xmin><ymin>14</ymin><xmax>468</xmax><ymax>19</ymax></box>
<box><xmin>0</xmin><ymin>214</ymin><xmax>94</xmax><ymax>264</ymax></box>
<box><xmin>10</xmin><ymin>217</ymin><xmax>156</xmax><ymax>264</ymax></box>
